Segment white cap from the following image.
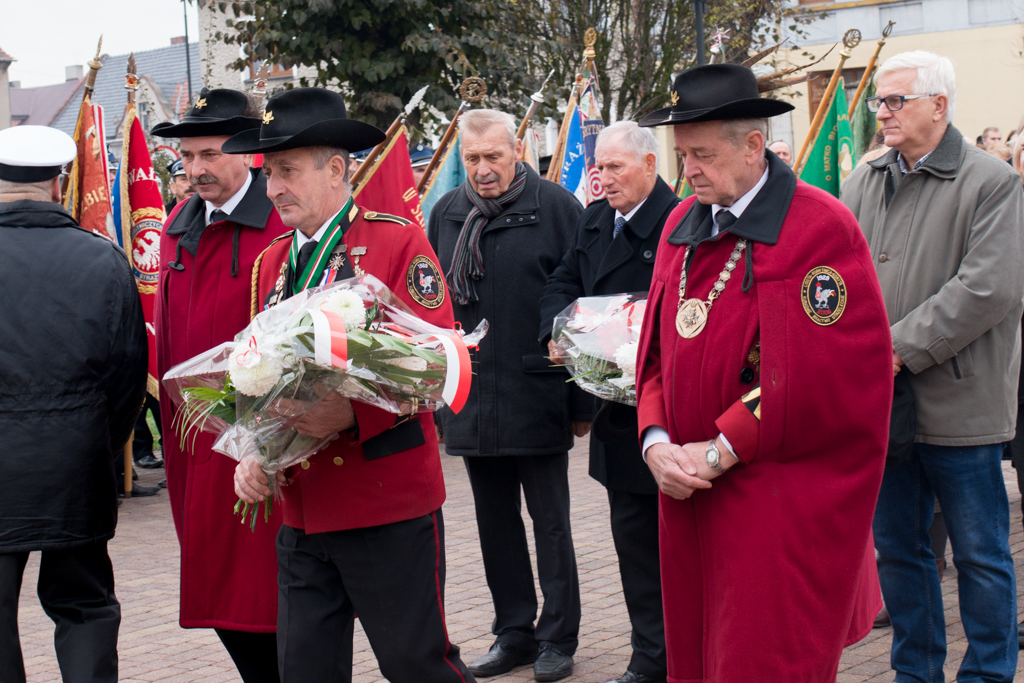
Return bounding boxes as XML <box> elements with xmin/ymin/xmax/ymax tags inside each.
<box><xmin>0</xmin><ymin>125</ymin><xmax>77</xmax><ymax>182</ymax></box>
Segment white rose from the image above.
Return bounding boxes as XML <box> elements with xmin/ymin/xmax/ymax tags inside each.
<box><xmin>386</xmin><ymin>356</ymin><xmax>428</xmax><ymax>373</ymax></box>
<box><xmin>320</xmin><ymin>289</ymin><xmax>367</xmax><ymax>331</ymax></box>
<box><xmin>613</xmin><ymin>341</ymin><xmax>639</xmax><ymax>378</ymax></box>
<box><xmin>229</xmin><ymin>341</ymin><xmax>284</xmax><ymax>397</ymax></box>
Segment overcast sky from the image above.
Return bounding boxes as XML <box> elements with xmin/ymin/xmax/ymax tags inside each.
<box><xmin>2</xmin><ymin>0</ymin><xmax>200</xmax><ymax>88</ymax></box>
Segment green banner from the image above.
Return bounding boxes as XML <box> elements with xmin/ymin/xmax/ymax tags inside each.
<box><xmin>799</xmin><ymin>78</ymin><xmax>856</xmax><ymax>197</ymax></box>
<box><xmin>851</xmin><ymin>78</ymin><xmax>878</xmax><ymax>159</ymax></box>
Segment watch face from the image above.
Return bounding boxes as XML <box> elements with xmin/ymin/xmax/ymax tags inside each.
<box><xmin>706</xmin><ymin>443</ymin><xmax>720</xmax><ymax>468</ymax></box>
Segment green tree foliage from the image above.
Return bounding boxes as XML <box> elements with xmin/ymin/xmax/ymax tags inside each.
<box><xmin>196</xmin><ymin>0</ymin><xmax>809</xmax><ymax>128</ymax></box>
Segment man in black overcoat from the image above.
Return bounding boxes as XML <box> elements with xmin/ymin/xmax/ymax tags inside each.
<box><xmin>0</xmin><ymin>125</ymin><xmax>148</xmax><ymax>683</ymax></box>
<box><xmin>539</xmin><ymin>121</ymin><xmax>679</xmax><ymax>683</ymax></box>
<box><xmin>427</xmin><ymin>109</ymin><xmax>589</xmax><ymax>682</ymax></box>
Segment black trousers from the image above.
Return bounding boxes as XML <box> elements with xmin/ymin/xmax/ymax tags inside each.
<box><xmin>463</xmin><ymin>453</ymin><xmax>581</xmax><ymax>654</ymax></box>
<box><xmin>608</xmin><ymin>489</ymin><xmax>666</xmax><ymax>679</ymax></box>
<box><xmin>132</xmin><ymin>394</ymin><xmax>162</xmax><ymax>457</ymax></box>
<box><xmin>0</xmin><ymin>543</ymin><xmax>120</xmax><ymax>683</ymax></box>
<box><xmin>215</xmin><ymin>628</ymin><xmax>280</xmax><ymax>683</ymax></box>
<box><xmin>275</xmin><ymin>510</ymin><xmax>473</xmax><ymax>683</ymax></box>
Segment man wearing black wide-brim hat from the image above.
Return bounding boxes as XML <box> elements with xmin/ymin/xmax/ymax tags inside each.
<box><xmin>632</xmin><ymin>64</ymin><xmax>894</xmax><ymax>680</ymax></box>
<box><xmin>151</xmin><ymin>87</ymin><xmax>290</xmax><ymax>683</ymax></box>
<box><xmin>230</xmin><ymin>87</ymin><xmax>474</xmax><ymax>683</ymax></box>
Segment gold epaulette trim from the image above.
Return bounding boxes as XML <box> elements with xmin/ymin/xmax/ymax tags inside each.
<box><xmin>363</xmin><ymin>210</ymin><xmax>411</xmax><ymax>226</ymax></box>
<box><xmin>250</xmin><ymin>231</ymin><xmax>294</xmax><ymax>321</ymax></box>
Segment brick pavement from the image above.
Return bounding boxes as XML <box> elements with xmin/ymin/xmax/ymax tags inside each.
<box><xmin>16</xmin><ymin>439</ymin><xmax>1024</xmax><ymax>682</ymax></box>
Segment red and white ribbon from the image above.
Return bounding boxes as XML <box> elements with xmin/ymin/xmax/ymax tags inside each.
<box><xmin>308</xmin><ymin>309</ymin><xmax>349</xmax><ymax>368</ymax></box>
<box><xmin>433</xmin><ymin>333</ymin><xmax>472</xmax><ymax>414</ymax></box>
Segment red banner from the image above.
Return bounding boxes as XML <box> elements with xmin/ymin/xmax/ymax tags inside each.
<box><xmin>119</xmin><ymin>109</ymin><xmax>164</xmax><ymax>397</ymax></box>
<box><xmin>63</xmin><ymin>95</ymin><xmax>113</xmax><ymax>239</ymax></box>
<box><xmin>352</xmin><ymin>126</ymin><xmax>425</xmax><ymax>229</ymax></box>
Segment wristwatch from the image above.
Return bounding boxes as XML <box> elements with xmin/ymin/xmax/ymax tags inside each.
<box><xmin>705</xmin><ymin>440</ymin><xmax>724</xmax><ymax>473</ymax></box>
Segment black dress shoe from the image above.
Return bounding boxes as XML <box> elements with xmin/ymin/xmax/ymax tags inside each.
<box><xmin>1018</xmin><ymin>620</ymin><xmax>1024</xmax><ymax>649</ymax></box>
<box><xmin>534</xmin><ymin>644</ymin><xmax>573</xmax><ymax>682</ymax></box>
<box><xmin>119</xmin><ymin>483</ymin><xmax>160</xmax><ymax>498</ymax></box>
<box><xmin>873</xmin><ymin>605</ymin><xmax>891</xmax><ymax>628</ymax></box>
<box><xmin>158</xmin><ymin>478</ymin><xmax>167</xmax><ymax>488</ymax></box>
<box><xmin>135</xmin><ymin>453</ymin><xmax>164</xmax><ymax>469</ymax></box>
<box><xmin>601</xmin><ymin>672</ymin><xmax>667</xmax><ymax>683</ymax></box>
<box><xmin>469</xmin><ymin>641</ymin><xmax>538</xmax><ymax>678</ymax></box>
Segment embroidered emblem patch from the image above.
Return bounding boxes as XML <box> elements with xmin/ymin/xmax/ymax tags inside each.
<box><xmin>801</xmin><ymin>267</ymin><xmax>847</xmax><ymax>326</ymax></box>
<box><xmin>407</xmin><ymin>255</ymin><xmax>445</xmax><ymax>309</ymax></box>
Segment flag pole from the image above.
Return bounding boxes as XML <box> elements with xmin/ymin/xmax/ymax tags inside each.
<box><xmin>848</xmin><ymin>21</ymin><xmax>894</xmax><ymax>120</ymax></box>
<box><xmin>123</xmin><ymin>54</ymin><xmax>138</xmax><ymax>499</ymax></box>
<box><xmin>62</xmin><ymin>37</ymin><xmax>104</xmax><ymax>207</ymax></box>
<box><xmin>351</xmin><ymin>85</ymin><xmax>431</xmax><ymax>192</ymax></box>
<box><xmin>516</xmin><ymin>69</ymin><xmax>555</xmax><ymax>141</ymax></box>
<box><xmin>793</xmin><ymin>29</ymin><xmax>861</xmax><ymax>176</ymax></box>
<box><xmin>416</xmin><ymin>78</ymin><xmax>486</xmax><ymax>195</ymax></box>
<box><xmin>548</xmin><ymin>28</ymin><xmax>598</xmax><ymax>183</ymax></box>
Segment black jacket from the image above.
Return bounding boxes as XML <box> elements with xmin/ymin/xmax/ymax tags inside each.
<box><xmin>539</xmin><ymin>177</ymin><xmax>679</xmax><ymax>493</ymax></box>
<box><xmin>427</xmin><ymin>165</ymin><xmax>589</xmax><ymax>456</ymax></box>
<box><xmin>0</xmin><ymin>201</ymin><xmax>148</xmax><ymax>552</ymax></box>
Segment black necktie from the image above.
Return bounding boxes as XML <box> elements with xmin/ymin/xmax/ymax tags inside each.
<box><xmin>613</xmin><ymin>216</ymin><xmax>626</xmax><ymax>239</ymax></box>
<box><xmin>716</xmin><ymin>209</ymin><xmax>737</xmax><ymax>233</ymax></box>
<box><xmin>296</xmin><ymin>239</ymin><xmax>318</xmax><ymax>277</ymax></box>
<box><xmin>209</xmin><ymin>209</ymin><xmax>229</xmax><ymax>225</ymax></box>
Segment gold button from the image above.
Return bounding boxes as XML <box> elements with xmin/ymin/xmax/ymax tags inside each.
<box><xmin>333</xmin><ymin>457</ymin><xmax>344</xmax><ymax>466</ymax></box>
<box><xmin>879</xmin><ymin>253</ymin><xmax>888</xmax><ymax>263</ymax></box>
<box><xmin>300</xmin><ymin>460</ymin><xmax>310</xmax><ymax>470</ymax></box>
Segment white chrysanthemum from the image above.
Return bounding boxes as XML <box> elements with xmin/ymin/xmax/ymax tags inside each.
<box><xmin>320</xmin><ymin>289</ymin><xmax>367</xmax><ymax>330</ymax></box>
<box><xmin>613</xmin><ymin>341</ymin><xmax>639</xmax><ymax>378</ymax></box>
<box><xmin>387</xmin><ymin>356</ymin><xmax>428</xmax><ymax>373</ymax></box>
<box><xmin>229</xmin><ymin>343</ymin><xmax>284</xmax><ymax>397</ymax></box>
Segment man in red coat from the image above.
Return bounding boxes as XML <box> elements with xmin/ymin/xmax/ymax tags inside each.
<box><xmin>634</xmin><ymin>64</ymin><xmax>893</xmax><ymax>682</ymax></box>
<box><xmin>152</xmin><ymin>88</ymin><xmax>289</xmax><ymax>683</ymax></box>
<box><xmin>229</xmin><ymin>87</ymin><xmax>474</xmax><ymax>683</ymax></box>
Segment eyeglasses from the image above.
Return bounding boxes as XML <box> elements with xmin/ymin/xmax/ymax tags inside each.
<box><xmin>865</xmin><ymin>94</ymin><xmax>938</xmax><ymax>113</ymax></box>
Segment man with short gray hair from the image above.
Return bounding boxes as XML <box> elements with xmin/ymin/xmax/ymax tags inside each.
<box><xmin>428</xmin><ymin>108</ymin><xmax>586</xmax><ymax>681</ymax></box>
<box><xmin>842</xmin><ymin>50</ymin><xmax>1022</xmax><ymax>682</ymax></box>
<box><xmin>539</xmin><ymin>120</ymin><xmax>678</xmax><ymax>683</ymax></box>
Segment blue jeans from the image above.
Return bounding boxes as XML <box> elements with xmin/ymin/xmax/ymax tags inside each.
<box><xmin>874</xmin><ymin>443</ymin><xmax>1018</xmax><ymax>683</ymax></box>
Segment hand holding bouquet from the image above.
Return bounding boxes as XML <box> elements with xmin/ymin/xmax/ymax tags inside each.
<box><xmin>163</xmin><ymin>274</ymin><xmax>486</xmax><ymax>529</ymax></box>
<box><xmin>551</xmin><ymin>293</ymin><xmax>646</xmax><ymax>406</ymax></box>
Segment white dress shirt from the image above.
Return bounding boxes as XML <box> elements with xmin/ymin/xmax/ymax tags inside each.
<box><xmin>294</xmin><ymin>209</ymin><xmax>340</xmax><ymax>251</ymax></box>
<box><xmin>204</xmin><ymin>171</ymin><xmax>253</xmax><ymax>225</ymax></box>
<box><xmin>641</xmin><ymin>164</ymin><xmax>770</xmax><ymax>460</ymax></box>
<box><xmin>614</xmin><ymin>197</ymin><xmax>647</xmax><ymax>225</ymax></box>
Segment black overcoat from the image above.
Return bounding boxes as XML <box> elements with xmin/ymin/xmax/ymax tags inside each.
<box><xmin>0</xmin><ymin>201</ymin><xmax>148</xmax><ymax>552</ymax></box>
<box><xmin>538</xmin><ymin>177</ymin><xmax>679</xmax><ymax>493</ymax></box>
<box><xmin>427</xmin><ymin>165</ymin><xmax>589</xmax><ymax>456</ymax></box>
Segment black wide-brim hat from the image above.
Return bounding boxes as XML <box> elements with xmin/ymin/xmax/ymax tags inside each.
<box><xmin>151</xmin><ymin>87</ymin><xmax>261</xmax><ymax>138</ymax></box>
<box><xmin>639</xmin><ymin>64</ymin><xmax>794</xmax><ymax>128</ymax></box>
<box><xmin>222</xmin><ymin>88</ymin><xmax>385</xmax><ymax>155</ymax></box>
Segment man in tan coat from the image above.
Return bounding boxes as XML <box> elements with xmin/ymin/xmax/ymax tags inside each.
<box><xmin>841</xmin><ymin>50</ymin><xmax>1024</xmax><ymax>682</ymax></box>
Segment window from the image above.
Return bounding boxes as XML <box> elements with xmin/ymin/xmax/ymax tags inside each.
<box><xmin>808</xmin><ymin>68</ymin><xmax>865</xmax><ymax>122</ymax></box>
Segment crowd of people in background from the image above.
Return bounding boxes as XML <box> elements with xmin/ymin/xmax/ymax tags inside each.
<box><xmin>2</xmin><ymin>47</ymin><xmax>1024</xmax><ymax>683</ymax></box>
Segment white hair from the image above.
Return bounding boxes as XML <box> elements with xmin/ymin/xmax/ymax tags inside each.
<box><xmin>596</xmin><ymin>121</ymin><xmax>659</xmax><ymax>165</ymax></box>
<box><xmin>459</xmin><ymin>109</ymin><xmax>517</xmax><ymax>149</ymax></box>
<box><xmin>875</xmin><ymin>51</ymin><xmax>956</xmax><ymax>122</ymax></box>
<box><xmin>721</xmin><ymin>119</ymin><xmax>769</xmax><ymax>149</ymax></box>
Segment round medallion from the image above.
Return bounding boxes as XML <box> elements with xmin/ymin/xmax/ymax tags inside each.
<box><xmin>801</xmin><ymin>266</ymin><xmax>847</xmax><ymax>326</ymax></box>
<box><xmin>676</xmin><ymin>298</ymin><xmax>708</xmax><ymax>338</ymax></box>
<box><xmin>130</xmin><ymin>219</ymin><xmax>162</xmax><ymax>291</ymax></box>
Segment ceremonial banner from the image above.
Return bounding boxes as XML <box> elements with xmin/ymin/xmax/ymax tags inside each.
<box><xmin>115</xmin><ymin>108</ymin><xmax>164</xmax><ymax>397</ymax></box>
<box><xmin>851</xmin><ymin>79</ymin><xmax>878</xmax><ymax>158</ymax></box>
<box><xmin>352</xmin><ymin>125</ymin><xmax>425</xmax><ymax>229</ymax></box>
<box><xmin>676</xmin><ymin>178</ymin><xmax>694</xmax><ymax>200</ymax></box>
<box><xmin>558</xmin><ymin>104</ymin><xmax>588</xmax><ymax>205</ymax></box>
<box><xmin>577</xmin><ymin>79</ymin><xmax>605</xmax><ymax>203</ymax></box>
<box><xmin>420</xmin><ymin>134</ymin><xmax>465</xmax><ymax>225</ymax></box>
<box><xmin>63</xmin><ymin>96</ymin><xmax>113</xmax><ymax>239</ymax></box>
<box><xmin>800</xmin><ymin>79</ymin><xmax>856</xmax><ymax>197</ymax></box>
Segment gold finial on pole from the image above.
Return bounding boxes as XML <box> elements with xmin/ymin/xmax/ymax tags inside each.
<box><xmin>793</xmin><ymin>30</ymin><xmax>861</xmax><ymax>175</ymax></box>
<box><xmin>125</xmin><ymin>53</ymin><xmax>138</xmax><ymax>106</ymax></box>
<box><xmin>251</xmin><ymin>62</ymin><xmax>270</xmax><ymax>109</ymax></box>
<box><xmin>459</xmin><ymin>77</ymin><xmax>487</xmax><ymax>103</ymax></box>
<box><xmin>83</xmin><ymin>35</ymin><xmax>104</xmax><ymax>94</ymax></box>
<box><xmin>517</xmin><ymin>69</ymin><xmax>556</xmax><ymax>141</ymax></box>
<box><xmin>848</xmin><ymin>21</ymin><xmax>895</xmax><ymax>120</ymax></box>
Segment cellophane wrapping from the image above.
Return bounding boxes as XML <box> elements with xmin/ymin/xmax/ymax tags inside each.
<box><xmin>163</xmin><ymin>274</ymin><xmax>487</xmax><ymax>492</ymax></box>
<box><xmin>551</xmin><ymin>293</ymin><xmax>646</xmax><ymax>406</ymax></box>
